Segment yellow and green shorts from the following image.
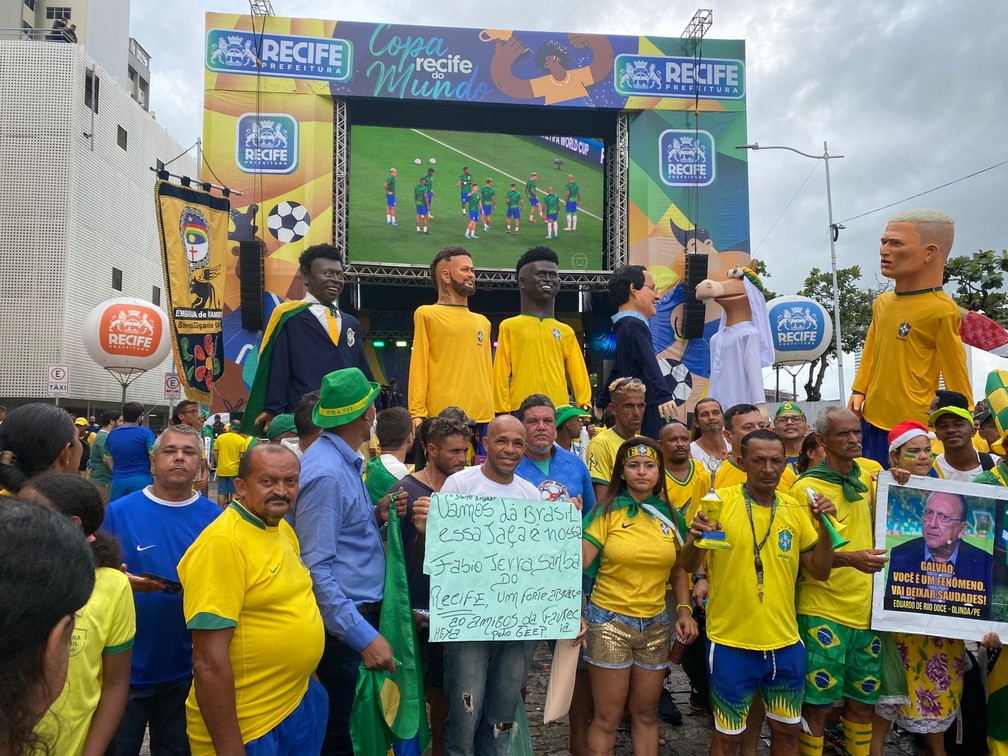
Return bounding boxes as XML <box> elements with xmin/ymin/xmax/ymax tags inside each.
<box><xmin>798</xmin><ymin>614</ymin><xmax>882</xmax><ymax>705</ymax></box>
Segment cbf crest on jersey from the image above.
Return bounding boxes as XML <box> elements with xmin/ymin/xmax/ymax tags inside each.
<box><xmin>236</xmin><ymin>113</ymin><xmax>299</xmax><ymax>175</ymax></box>
<box><xmin>659</xmin><ymin>129</ymin><xmax>716</xmax><ymax>188</ymax></box>
<box><xmin>156</xmin><ymin>180</ymin><xmax>230</xmax><ymax>403</ymax></box>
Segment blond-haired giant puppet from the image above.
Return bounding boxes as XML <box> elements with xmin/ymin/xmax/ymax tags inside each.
<box><xmin>848</xmin><ymin>209</ymin><xmax>972</xmax><ymax>467</ymax></box>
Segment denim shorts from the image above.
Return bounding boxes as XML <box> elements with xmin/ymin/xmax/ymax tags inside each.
<box><xmin>583</xmin><ymin>601</ymin><xmax>670</xmax><ymax>670</ymax></box>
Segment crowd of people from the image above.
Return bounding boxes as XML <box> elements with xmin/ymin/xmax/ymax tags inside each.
<box><xmin>4</xmin><ymin>232</ymin><xmax>1008</xmax><ymax>756</ymax></box>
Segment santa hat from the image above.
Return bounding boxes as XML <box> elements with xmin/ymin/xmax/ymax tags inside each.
<box><xmin>887</xmin><ymin>420</ymin><xmax>929</xmax><ymax>454</ymax></box>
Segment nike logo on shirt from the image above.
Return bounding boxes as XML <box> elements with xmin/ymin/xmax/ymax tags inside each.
<box><xmin>269</xmin><ymin>563</ymin><xmax>281</xmax><ymax>574</ymax></box>
<box><xmin>136</xmin><ymin>544</ymin><xmax>156</xmax><ymax>551</ymax></box>
<box><xmin>621</xmin><ymin>522</ymin><xmax>634</xmax><ymax>529</ymax></box>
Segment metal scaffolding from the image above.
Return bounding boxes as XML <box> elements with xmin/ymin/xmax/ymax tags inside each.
<box><xmin>332</xmin><ymin>97</ymin><xmax>348</xmax><ymax>257</ymax></box>
<box><xmin>248</xmin><ymin>0</ymin><xmax>275</xmax><ymax>15</ymax></box>
<box><xmin>604</xmin><ymin>113</ymin><xmax>629</xmax><ymax>271</ymax></box>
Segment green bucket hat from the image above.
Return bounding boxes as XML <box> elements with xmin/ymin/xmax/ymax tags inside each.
<box><xmin>555</xmin><ymin>405</ymin><xmax>591</xmax><ymax>427</ymax></box>
<box><xmin>312</xmin><ymin>368</ymin><xmax>381</xmax><ymax>429</ymax></box>
<box><xmin>266</xmin><ymin>413</ymin><xmax>297</xmax><ymax>439</ymax></box>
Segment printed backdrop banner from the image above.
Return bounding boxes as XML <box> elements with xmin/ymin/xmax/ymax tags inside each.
<box><xmin>627</xmin><ymin>109</ymin><xmax>751</xmax><ymax>419</ymax></box>
<box><xmin>203</xmin><ymin>14</ymin><xmax>749</xmax><ymax>416</ymax></box>
<box><xmin>872</xmin><ymin>472</ymin><xmax>1008</xmax><ymax>641</ymax></box>
<box><xmin>205</xmin><ymin>14</ymin><xmax>746</xmax><ymax>111</ymax></box>
<box><xmin>155</xmin><ymin>180</ymin><xmax>230</xmax><ymax>404</ymax></box>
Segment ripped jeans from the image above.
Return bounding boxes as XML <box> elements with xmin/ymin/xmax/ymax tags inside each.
<box><xmin>443</xmin><ymin>640</ymin><xmax>537</xmax><ymax>756</ymax></box>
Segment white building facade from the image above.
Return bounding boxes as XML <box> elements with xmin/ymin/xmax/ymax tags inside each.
<box><xmin>0</xmin><ymin>39</ymin><xmax>197</xmax><ymax>418</ymax></box>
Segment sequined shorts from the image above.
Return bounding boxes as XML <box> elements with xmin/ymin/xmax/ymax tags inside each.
<box><xmin>583</xmin><ymin>601</ymin><xmax>670</xmax><ymax>670</ymax></box>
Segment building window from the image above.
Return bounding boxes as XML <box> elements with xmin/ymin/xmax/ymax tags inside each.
<box><xmin>117</xmin><ymin>125</ymin><xmax>127</xmax><ymax>150</ymax></box>
<box><xmin>24</xmin><ymin>0</ymin><xmax>36</xmax><ymax>11</ymax></box>
<box><xmin>46</xmin><ymin>6</ymin><xmax>71</xmax><ymax>18</ymax></box>
<box><xmin>84</xmin><ymin>69</ymin><xmax>99</xmax><ymax>111</ymax></box>
<box><xmin>112</xmin><ymin>268</ymin><xmax>122</xmax><ymax>291</ymax></box>
<box><xmin>152</xmin><ymin>285</ymin><xmax>161</xmax><ymax>306</ymax></box>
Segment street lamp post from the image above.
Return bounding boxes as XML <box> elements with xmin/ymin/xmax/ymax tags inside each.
<box><xmin>737</xmin><ymin>141</ymin><xmax>846</xmax><ymax>399</ymax></box>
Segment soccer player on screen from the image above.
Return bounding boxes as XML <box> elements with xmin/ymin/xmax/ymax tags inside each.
<box><xmin>480</xmin><ymin>178</ymin><xmax>496</xmax><ymax>232</ymax></box>
<box><xmin>543</xmin><ymin>186</ymin><xmax>560</xmax><ymax>239</ymax></box>
<box><xmin>465</xmin><ymin>186</ymin><xmax>482</xmax><ymax>239</ymax></box>
<box><xmin>415</xmin><ymin>177</ymin><xmax>430</xmax><ymax>234</ymax></box>
<box><xmin>384</xmin><ymin>168</ymin><xmax>398</xmax><ymax>226</ymax></box>
<box><xmin>525</xmin><ymin>171</ymin><xmax>544</xmax><ymax>223</ymax></box>
<box><xmin>420</xmin><ymin>167</ymin><xmax>435</xmax><ymax>217</ymax></box>
<box><xmin>564</xmin><ymin>173</ymin><xmax>580</xmax><ymax>232</ymax></box>
<box><xmin>458</xmin><ymin>166</ymin><xmax>473</xmax><ymax>215</ymax></box>
<box><xmin>505</xmin><ymin>183</ymin><xmax>524</xmax><ymax>235</ymax></box>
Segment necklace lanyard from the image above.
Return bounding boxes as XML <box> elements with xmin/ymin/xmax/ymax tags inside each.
<box><xmin>742</xmin><ymin>485</ymin><xmax>778</xmax><ymax>602</ymax></box>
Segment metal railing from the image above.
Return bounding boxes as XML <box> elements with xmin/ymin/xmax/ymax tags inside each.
<box><xmin>0</xmin><ymin>26</ymin><xmax>76</xmax><ymax>42</ymax></box>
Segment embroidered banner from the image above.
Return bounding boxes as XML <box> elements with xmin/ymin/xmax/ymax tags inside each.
<box><xmin>155</xmin><ymin>180</ymin><xmax>229</xmax><ymax>403</ymax></box>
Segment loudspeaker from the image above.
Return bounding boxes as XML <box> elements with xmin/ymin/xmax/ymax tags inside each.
<box><xmin>681</xmin><ymin>253</ymin><xmax>709</xmax><ymax>339</ymax></box>
<box><xmin>239</xmin><ymin>240</ymin><xmax>265</xmax><ymax>331</ymax></box>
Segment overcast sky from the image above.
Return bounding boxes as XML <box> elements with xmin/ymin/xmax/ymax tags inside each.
<box><xmin>130</xmin><ymin>0</ymin><xmax>1008</xmax><ymax>402</ymax></box>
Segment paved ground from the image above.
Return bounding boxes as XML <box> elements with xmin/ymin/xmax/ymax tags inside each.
<box><xmin>523</xmin><ymin>646</ymin><xmax>920</xmax><ymax>755</ymax></box>
<box><xmin>139</xmin><ymin>646</ymin><xmax>920</xmax><ymax>755</ymax></box>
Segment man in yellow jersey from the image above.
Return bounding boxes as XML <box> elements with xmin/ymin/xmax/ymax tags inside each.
<box><xmin>680</xmin><ymin>429</ymin><xmax>836</xmax><ymax>756</ymax></box>
<box><xmin>586</xmin><ymin>377</ymin><xmax>646</xmax><ymax>501</ymax></box>
<box><xmin>179</xmin><ymin>444</ymin><xmax>327</xmax><ymax>755</ymax></box>
<box><xmin>493</xmin><ymin>247</ymin><xmax>591</xmax><ymax>413</ymax></box>
<box><xmin>790</xmin><ymin>407</ymin><xmax>887</xmax><ymax>756</ymax></box>
<box><xmin>212</xmin><ymin>424</ymin><xmax>249</xmax><ymax>508</ymax></box>
<box><xmin>659</xmin><ymin>419</ymin><xmax>712</xmax><ymax>716</ymax></box>
<box><xmin>774</xmin><ymin>402</ymin><xmax>809</xmax><ymax>472</ymax></box>
<box><xmin>661</xmin><ymin>420</ymin><xmax>711</xmax><ymax>516</ymax></box>
<box><xmin>409</xmin><ymin>247</ymin><xmax>493</xmax><ymax>429</ymax></box>
<box><xmin>714</xmin><ymin>404</ymin><xmax>797</xmax><ymax>494</ymax></box>
<box><xmin>849</xmin><ymin>209</ymin><xmax>972</xmax><ymax>468</ymax></box>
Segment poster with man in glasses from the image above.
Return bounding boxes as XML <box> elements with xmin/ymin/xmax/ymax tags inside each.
<box><xmin>874</xmin><ymin>473</ymin><xmax>1008</xmax><ymax>638</ymax></box>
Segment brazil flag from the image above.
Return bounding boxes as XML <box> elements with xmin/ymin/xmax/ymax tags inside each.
<box><xmin>350</xmin><ymin>510</ymin><xmax>431</xmax><ymax>755</ymax></box>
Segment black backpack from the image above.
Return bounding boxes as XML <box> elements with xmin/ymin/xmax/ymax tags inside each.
<box><xmin>944</xmin><ymin>648</ymin><xmax>988</xmax><ymax>755</ymax></box>
<box><xmin>78</xmin><ymin>437</ymin><xmax>90</xmax><ymax>472</ymax></box>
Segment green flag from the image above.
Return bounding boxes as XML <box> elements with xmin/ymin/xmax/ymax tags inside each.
<box><xmin>350</xmin><ymin>511</ymin><xmax>431</xmax><ymax>755</ymax></box>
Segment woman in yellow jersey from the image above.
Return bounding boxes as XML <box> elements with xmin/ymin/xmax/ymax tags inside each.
<box><xmin>578</xmin><ymin>437</ymin><xmax>697</xmax><ymax>756</ymax></box>
<box><xmin>0</xmin><ymin>403</ymin><xmax>83</xmax><ymax>495</ymax></box>
<box><xmin>870</xmin><ymin>421</ymin><xmax>966</xmax><ymax>756</ymax></box>
<box><xmin>24</xmin><ymin>474</ymin><xmax>134</xmax><ymax>756</ymax></box>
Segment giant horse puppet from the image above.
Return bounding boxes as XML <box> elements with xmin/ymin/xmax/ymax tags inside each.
<box><xmin>695</xmin><ymin>263</ymin><xmax>774</xmax><ymax>419</ymax></box>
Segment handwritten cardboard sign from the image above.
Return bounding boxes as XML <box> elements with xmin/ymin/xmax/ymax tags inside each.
<box><xmin>423</xmin><ymin>494</ymin><xmax>582</xmax><ymax>642</ymax></box>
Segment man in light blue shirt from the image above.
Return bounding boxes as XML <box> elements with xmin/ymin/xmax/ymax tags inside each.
<box><xmin>514</xmin><ymin>394</ymin><xmax>595</xmax><ymax>510</ymax></box>
<box><xmin>290</xmin><ymin>368</ymin><xmax>404</xmax><ymax>756</ymax></box>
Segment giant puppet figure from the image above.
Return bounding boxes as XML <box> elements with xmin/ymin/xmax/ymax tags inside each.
<box><xmin>493</xmin><ymin>246</ymin><xmax>592</xmax><ymax>413</ymax></box>
<box><xmin>408</xmin><ymin>246</ymin><xmax>493</xmax><ymax>427</ymax></box>
<box><xmin>695</xmin><ymin>265</ymin><xmax>774</xmax><ymax>417</ymax></box>
<box><xmin>243</xmin><ymin>243</ymin><xmax>372</xmax><ymax>434</ymax></box>
<box><xmin>849</xmin><ymin>209</ymin><xmax>972</xmax><ymax>468</ymax></box>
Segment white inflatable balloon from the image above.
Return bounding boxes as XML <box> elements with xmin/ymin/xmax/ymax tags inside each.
<box><xmin>766</xmin><ymin>295</ymin><xmax>834</xmax><ymax>365</ymax></box>
<box><xmin>82</xmin><ymin>297</ymin><xmax>171</xmax><ymax>374</ymax></box>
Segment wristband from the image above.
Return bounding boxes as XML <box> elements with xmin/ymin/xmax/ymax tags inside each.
<box><xmin>692</xmin><ymin>573</ymin><xmax>707</xmax><ymax>582</ymax></box>
<box><xmin>675</xmin><ymin>602</ymin><xmax>692</xmax><ymax>613</ymax></box>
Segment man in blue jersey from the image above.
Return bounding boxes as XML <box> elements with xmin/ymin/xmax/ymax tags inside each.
<box><xmin>105</xmin><ymin>401</ymin><xmax>156</xmax><ymax>501</ymax></box>
<box><xmin>514</xmin><ymin>394</ymin><xmax>595</xmax><ymax>508</ymax></box>
<box><xmin>104</xmin><ymin>423</ymin><xmax>221</xmax><ymax>756</ymax></box>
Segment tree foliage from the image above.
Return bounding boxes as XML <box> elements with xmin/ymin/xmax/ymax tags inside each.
<box><xmin>943</xmin><ymin>249</ymin><xmax>1008</xmax><ymax>326</ymax></box>
<box><xmin>796</xmin><ymin>266</ymin><xmax>886</xmax><ymax>401</ymax></box>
